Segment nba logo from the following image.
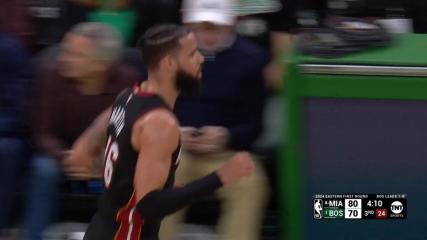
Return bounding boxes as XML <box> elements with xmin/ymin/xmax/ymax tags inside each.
<box><xmin>314</xmin><ymin>199</ymin><xmax>323</xmax><ymax>219</ymax></box>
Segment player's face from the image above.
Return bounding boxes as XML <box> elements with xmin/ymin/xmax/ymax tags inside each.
<box><xmin>174</xmin><ymin>33</ymin><xmax>204</xmax><ymax>95</ymax></box>
<box><xmin>186</xmin><ymin>22</ymin><xmax>233</xmax><ymax>52</ymax></box>
<box><xmin>58</xmin><ymin>34</ymin><xmax>104</xmax><ymax>80</ymax></box>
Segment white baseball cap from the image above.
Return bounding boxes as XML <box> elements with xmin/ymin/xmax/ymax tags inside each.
<box><xmin>182</xmin><ymin>0</ymin><xmax>236</xmax><ymax>26</ymax></box>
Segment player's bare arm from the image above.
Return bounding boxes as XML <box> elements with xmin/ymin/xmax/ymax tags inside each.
<box><xmin>64</xmin><ymin>107</ymin><xmax>112</xmax><ymax>179</ymax></box>
<box><xmin>131</xmin><ymin>108</ymin><xmax>180</xmax><ymax>202</ymax></box>
<box><xmin>131</xmin><ymin>110</ymin><xmax>256</xmax><ymax>221</ymax></box>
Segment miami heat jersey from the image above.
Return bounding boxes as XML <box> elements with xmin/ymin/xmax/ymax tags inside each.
<box><xmin>84</xmin><ymin>85</ymin><xmax>181</xmax><ymax>240</ymax></box>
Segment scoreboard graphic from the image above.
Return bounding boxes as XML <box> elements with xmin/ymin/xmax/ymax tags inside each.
<box><xmin>313</xmin><ymin>194</ymin><xmax>406</xmax><ymax>220</ymax></box>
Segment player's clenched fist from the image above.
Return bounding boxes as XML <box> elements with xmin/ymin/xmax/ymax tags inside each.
<box><xmin>216</xmin><ymin>151</ymin><xmax>256</xmax><ymax>185</ymax></box>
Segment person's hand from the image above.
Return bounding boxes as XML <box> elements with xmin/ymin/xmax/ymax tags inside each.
<box><xmin>60</xmin><ymin>149</ymin><xmax>73</xmax><ymax>167</ymax></box>
<box><xmin>191</xmin><ymin>126</ymin><xmax>229</xmax><ymax>153</ymax></box>
<box><xmin>180</xmin><ymin>127</ymin><xmax>198</xmax><ymax>143</ymax></box>
<box><xmin>180</xmin><ymin>127</ymin><xmax>201</xmax><ymax>151</ymax></box>
<box><xmin>62</xmin><ymin>143</ymin><xmax>84</xmax><ymax>170</ymax></box>
<box><xmin>62</xmin><ymin>146</ymin><xmax>102</xmax><ymax>180</ymax></box>
<box><xmin>180</xmin><ymin>126</ymin><xmax>229</xmax><ymax>153</ymax></box>
<box><xmin>62</xmin><ymin>150</ymin><xmax>88</xmax><ymax>180</ymax></box>
<box><xmin>216</xmin><ymin>151</ymin><xmax>255</xmax><ymax>186</ymax></box>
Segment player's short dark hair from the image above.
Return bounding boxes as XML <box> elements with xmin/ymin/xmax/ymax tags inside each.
<box><xmin>139</xmin><ymin>24</ymin><xmax>190</xmax><ymax>69</ymax></box>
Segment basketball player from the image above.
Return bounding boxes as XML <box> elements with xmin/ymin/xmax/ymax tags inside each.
<box><xmin>64</xmin><ymin>24</ymin><xmax>256</xmax><ymax>240</ymax></box>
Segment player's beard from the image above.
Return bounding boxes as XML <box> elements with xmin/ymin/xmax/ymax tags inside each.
<box><xmin>175</xmin><ymin>68</ymin><xmax>201</xmax><ymax>97</ymax></box>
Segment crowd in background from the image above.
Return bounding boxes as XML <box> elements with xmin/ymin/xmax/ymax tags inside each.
<box><xmin>1</xmin><ymin>0</ymin><xmax>427</xmax><ymax>239</ymax></box>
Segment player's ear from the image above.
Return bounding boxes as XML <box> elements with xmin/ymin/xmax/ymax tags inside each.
<box><xmin>159</xmin><ymin>55</ymin><xmax>177</xmax><ymax>71</ymax></box>
<box><xmin>160</xmin><ymin>54</ymin><xmax>177</xmax><ymax>71</ymax></box>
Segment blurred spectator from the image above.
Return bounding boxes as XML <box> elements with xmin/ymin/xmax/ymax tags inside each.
<box><xmin>0</xmin><ymin>0</ymin><xmax>35</xmax><ymax>52</ymax></box>
<box><xmin>22</xmin><ymin>22</ymin><xmax>139</xmax><ymax>240</ymax></box>
<box><xmin>262</xmin><ymin>0</ymin><xmax>298</xmax><ymax>91</ymax></box>
<box><xmin>135</xmin><ymin>0</ymin><xmax>299</xmax><ymax>91</ymax></box>
<box><xmin>235</xmin><ymin>0</ymin><xmax>299</xmax><ymax>90</ymax></box>
<box><xmin>0</xmin><ymin>32</ymin><xmax>33</xmax><ymax>234</ymax></box>
<box><xmin>160</xmin><ymin>0</ymin><xmax>270</xmax><ymax>240</ymax></box>
<box><xmin>251</xmin><ymin>0</ymin><xmax>298</xmax><ymax>155</ymax></box>
<box><xmin>232</xmin><ymin>0</ymin><xmax>298</xmax><ymax>177</ymax></box>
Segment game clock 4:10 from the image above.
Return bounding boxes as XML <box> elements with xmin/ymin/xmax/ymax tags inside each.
<box><xmin>367</xmin><ymin>200</ymin><xmax>383</xmax><ymax>208</ymax></box>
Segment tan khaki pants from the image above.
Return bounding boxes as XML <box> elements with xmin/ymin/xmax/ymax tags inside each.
<box><xmin>160</xmin><ymin>150</ymin><xmax>270</xmax><ymax>240</ymax></box>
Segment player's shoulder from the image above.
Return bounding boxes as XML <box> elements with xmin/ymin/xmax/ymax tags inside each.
<box><xmin>138</xmin><ymin>108</ymin><xmax>179</xmax><ymax>131</ymax></box>
<box><xmin>131</xmin><ymin>108</ymin><xmax>179</xmax><ymax>151</ymax></box>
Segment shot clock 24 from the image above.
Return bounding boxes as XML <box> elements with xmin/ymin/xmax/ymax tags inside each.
<box><xmin>313</xmin><ymin>194</ymin><xmax>406</xmax><ymax>220</ymax></box>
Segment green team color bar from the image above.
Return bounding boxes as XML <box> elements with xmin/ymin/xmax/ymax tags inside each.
<box><xmin>279</xmin><ymin>34</ymin><xmax>427</xmax><ymax>240</ymax></box>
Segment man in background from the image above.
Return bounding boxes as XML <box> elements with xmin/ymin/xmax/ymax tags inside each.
<box><xmin>23</xmin><ymin>22</ymin><xmax>139</xmax><ymax>240</ymax></box>
<box><xmin>161</xmin><ymin>1</ymin><xmax>270</xmax><ymax>239</ymax></box>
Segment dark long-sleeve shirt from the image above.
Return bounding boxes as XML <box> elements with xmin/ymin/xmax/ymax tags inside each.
<box><xmin>0</xmin><ymin>33</ymin><xmax>33</xmax><ymax>137</ymax></box>
<box><xmin>175</xmin><ymin>36</ymin><xmax>269</xmax><ymax>150</ymax></box>
<box><xmin>33</xmin><ymin>63</ymin><xmax>139</xmax><ymax>159</ymax></box>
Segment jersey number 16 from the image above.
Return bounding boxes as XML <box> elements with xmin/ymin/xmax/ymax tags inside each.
<box><xmin>104</xmin><ymin>136</ymin><xmax>119</xmax><ymax>188</ymax></box>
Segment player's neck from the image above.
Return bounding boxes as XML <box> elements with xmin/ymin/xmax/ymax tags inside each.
<box><xmin>142</xmin><ymin>73</ymin><xmax>178</xmax><ymax>109</ymax></box>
